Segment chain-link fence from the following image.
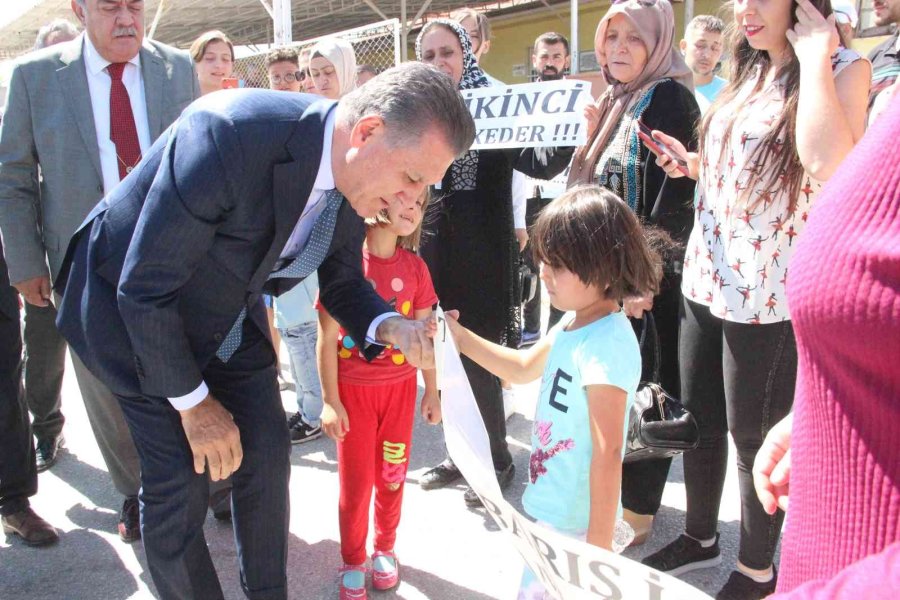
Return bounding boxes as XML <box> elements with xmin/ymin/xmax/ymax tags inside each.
<box><xmin>233</xmin><ymin>19</ymin><xmax>400</xmax><ymax>89</ymax></box>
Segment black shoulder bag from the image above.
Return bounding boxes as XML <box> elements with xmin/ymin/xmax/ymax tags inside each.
<box><xmin>624</xmin><ymin>312</ymin><xmax>699</xmax><ymax>463</ymax></box>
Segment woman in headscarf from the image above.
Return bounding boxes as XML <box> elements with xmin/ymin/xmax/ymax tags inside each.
<box><xmin>308</xmin><ymin>38</ymin><xmax>357</xmax><ymax>100</ymax></box>
<box><xmin>567</xmin><ymin>0</ymin><xmax>701</xmax><ymax>547</ymax></box>
<box><xmin>414</xmin><ymin>18</ymin><xmax>573</xmax><ymax>507</ymax></box>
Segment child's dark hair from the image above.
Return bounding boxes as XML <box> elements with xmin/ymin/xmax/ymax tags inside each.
<box><xmin>530</xmin><ymin>185</ymin><xmax>662</xmax><ymax>302</ymax></box>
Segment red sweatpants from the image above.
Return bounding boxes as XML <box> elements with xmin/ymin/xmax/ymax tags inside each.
<box><xmin>337</xmin><ymin>376</ymin><xmax>417</xmax><ymax>565</ymax></box>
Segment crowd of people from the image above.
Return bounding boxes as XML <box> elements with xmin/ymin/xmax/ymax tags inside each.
<box><xmin>0</xmin><ymin>0</ymin><xmax>897</xmax><ymax>599</ymax></box>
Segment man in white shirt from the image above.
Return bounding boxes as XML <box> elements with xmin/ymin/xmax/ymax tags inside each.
<box><xmin>680</xmin><ymin>15</ymin><xmax>727</xmax><ymax>114</ymax></box>
<box><xmin>0</xmin><ymin>0</ymin><xmax>199</xmax><ymax>544</ymax></box>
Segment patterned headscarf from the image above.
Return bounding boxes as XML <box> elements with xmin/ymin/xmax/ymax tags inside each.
<box><xmin>569</xmin><ymin>0</ymin><xmax>693</xmax><ymax>186</ymax></box>
<box><xmin>415</xmin><ymin>18</ymin><xmax>490</xmax><ymax>91</ymax></box>
<box><xmin>416</xmin><ymin>19</ymin><xmax>489</xmax><ymax>191</ymax></box>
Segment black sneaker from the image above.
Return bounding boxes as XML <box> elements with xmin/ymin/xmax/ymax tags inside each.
<box><xmin>288</xmin><ymin>412</ymin><xmax>322</xmax><ymax>444</ymax></box>
<box><xmin>641</xmin><ymin>533</ymin><xmax>722</xmax><ymax>576</ymax></box>
<box><xmin>715</xmin><ymin>570</ymin><xmax>776</xmax><ymax>600</ymax></box>
<box><xmin>464</xmin><ymin>463</ymin><xmax>516</xmax><ymax>507</ymax></box>
<box><xmin>419</xmin><ymin>459</ymin><xmax>462</xmax><ymax>491</ymax></box>
<box><xmin>35</xmin><ymin>434</ymin><xmax>64</xmax><ymax>472</ymax></box>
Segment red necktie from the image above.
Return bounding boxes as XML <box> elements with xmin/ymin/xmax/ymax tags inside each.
<box><xmin>107</xmin><ymin>62</ymin><xmax>142</xmax><ymax>180</ymax></box>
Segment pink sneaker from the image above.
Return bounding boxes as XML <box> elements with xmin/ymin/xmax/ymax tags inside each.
<box><xmin>339</xmin><ymin>564</ymin><xmax>367</xmax><ymax>600</ymax></box>
<box><xmin>371</xmin><ymin>550</ymin><xmax>400</xmax><ymax>591</ymax></box>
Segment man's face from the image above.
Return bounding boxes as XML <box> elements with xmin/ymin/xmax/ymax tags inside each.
<box><xmin>680</xmin><ymin>28</ymin><xmax>724</xmax><ymax>78</ymax></box>
<box><xmin>72</xmin><ymin>0</ymin><xmax>144</xmax><ymax>63</ymax></box>
<box><xmin>532</xmin><ymin>41</ymin><xmax>570</xmax><ymax>81</ymax></box>
<box><xmin>267</xmin><ymin>61</ymin><xmax>302</xmax><ymax>92</ymax></box>
<box><xmin>336</xmin><ymin>120</ymin><xmax>456</xmax><ymax>219</ymax></box>
<box><xmin>873</xmin><ymin>0</ymin><xmax>900</xmax><ymax>26</ymax></box>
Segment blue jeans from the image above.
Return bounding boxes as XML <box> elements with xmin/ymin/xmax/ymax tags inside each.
<box><xmin>279</xmin><ymin>322</ymin><xmax>322</xmax><ymax>426</ymax></box>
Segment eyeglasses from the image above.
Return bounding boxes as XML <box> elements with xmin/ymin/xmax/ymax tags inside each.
<box><xmin>269</xmin><ymin>70</ymin><xmax>305</xmax><ymax>84</ymax></box>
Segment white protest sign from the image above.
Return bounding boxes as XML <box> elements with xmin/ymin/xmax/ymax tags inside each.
<box><xmin>433</xmin><ymin>307</ymin><xmax>712</xmax><ymax>600</ymax></box>
<box><xmin>462</xmin><ymin>80</ymin><xmax>592</xmax><ymax>150</ymax></box>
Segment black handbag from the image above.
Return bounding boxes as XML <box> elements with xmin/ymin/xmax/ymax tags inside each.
<box><xmin>518</xmin><ymin>261</ymin><xmax>538</xmax><ymax>304</ymax></box>
<box><xmin>624</xmin><ymin>312</ymin><xmax>699</xmax><ymax>463</ymax></box>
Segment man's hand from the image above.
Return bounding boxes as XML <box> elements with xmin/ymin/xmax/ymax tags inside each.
<box><xmin>179</xmin><ymin>395</ymin><xmax>243</xmax><ymax>481</ymax></box>
<box><xmin>515</xmin><ymin>228</ymin><xmax>529</xmax><ymax>253</ymax></box>
<box><xmin>14</xmin><ymin>275</ymin><xmax>52</xmax><ymax>307</ymax></box>
<box><xmin>753</xmin><ymin>413</ymin><xmax>793</xmax><ymax>515</ymax></box>
<box><xmin>376</xmin><ymin>315</ymin><xmax>436</xmax><ymax>369</ymax></box>
<box><xmin>623</xmin><ymin>294</ymin><xmax>654</xmax><ymax>319</ymax></box>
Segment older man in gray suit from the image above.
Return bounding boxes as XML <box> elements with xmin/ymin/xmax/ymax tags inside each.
<box><xmin>0</xmin><ymin>0</ymin><xmax>198</xmax><ymax>543</ymax></box>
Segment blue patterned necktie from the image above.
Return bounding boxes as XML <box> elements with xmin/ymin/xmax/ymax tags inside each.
<box><xmin>216</xmin><ymin>189</ymin><xmax>344</xmax><ymax>362</ymax></box>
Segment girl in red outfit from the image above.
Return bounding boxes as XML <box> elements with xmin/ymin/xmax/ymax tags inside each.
<box><xmin>317</xmin><ymin>191</ymin><xmax>441</xmax><ymax>600</ymax></box>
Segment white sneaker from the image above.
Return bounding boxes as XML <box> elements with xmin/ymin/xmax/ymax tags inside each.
<box><xmin>502</xmin><ymin>388</ymin><xmax>516</xmax><ymax>421</ymax></box>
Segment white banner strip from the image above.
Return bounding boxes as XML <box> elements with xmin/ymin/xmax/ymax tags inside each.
<box><xmin>434</xmin><ymin>307</ymin><xmax>712</xmax><ymax>600</ymax></box>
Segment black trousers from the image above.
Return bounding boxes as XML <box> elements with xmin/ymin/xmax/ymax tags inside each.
<box><xmin>621</xmin><ymin>278</ymin><xmax>683</xmax><ymax>515</ymax></box>
<box><xmin>0</xmin><ymin>289</ymin><xmax>34</xmax><ymax>517</ymax></box>
<box><xmin>680</xmin><ymin>297</ymin><xmax>796</xmax><ymax>570</ymax></box>
<box><xmin>115</xmin><ymin>319</ymin><xmax>290</xmax><ymax>600</ymax></box>
<box><xmin>23</xmin><ymin>302</ymin><xmax>66</xmax><ymax>442</ymax></box>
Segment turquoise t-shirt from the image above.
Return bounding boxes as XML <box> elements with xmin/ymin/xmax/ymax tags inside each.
<box><xmin>521</xmin><ymin>310</ymin><xmax>641</xmax><ymax>533</ymax></box>
<box><xmin>695</xmin><ymin>76</ymin><xmax>727</xmax><ymax>113</ymax></box>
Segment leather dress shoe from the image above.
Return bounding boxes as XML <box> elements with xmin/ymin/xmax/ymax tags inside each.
<box><xmin>35</xmin><ymin>434</ymin><xmax>65</xmax><ymax>472</ymax></box>
<box><xmin>419</xmin><ymin>459</ymin><xmax>462</xmax><ymax>491</ymax></box>
<box><xmin>209</xmin><ymin>487</ymin><xmax>233</xmax><ymax>521</ymax></box>
<box><xmin>118</xmin><ymin>496</ymin><xmax>141</xmax><ymax>543</ymax></box>
<box><xmin>2</xmin><ymin>507</ymin><xmax>59</xmax><ymax>546</ymax></box>
<box><xmin>465</xmin><ymin>463</ymin><xmax>516</xmax><ymax>507</ymax></box>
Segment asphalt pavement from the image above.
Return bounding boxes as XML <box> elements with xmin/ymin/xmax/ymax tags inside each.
<box><xmin>0</xmin><ymin>314</ymin><xmax>759</xmax><ymax>599</ymax></box>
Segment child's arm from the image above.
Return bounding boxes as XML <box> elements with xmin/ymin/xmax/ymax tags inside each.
<box><xmin>445</xmin><ymin>310</ymin><xmax>550</xmax><ymax>384</ymax></box>
<box><xmin>317</xmin><ymin>308</ymin><xmax>350</xmax><ymax>441</ymax></box>
<box><xmin>585</xmin><ymin>384</ymin><xmax>628</xmax><ymax>551</ymax></box>
<box><xmin>415</xmin><ymin>307</ymin><xmax>442</xmax><ymax>425</ymax></box>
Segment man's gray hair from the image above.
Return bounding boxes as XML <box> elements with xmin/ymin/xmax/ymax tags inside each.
<box><xmin>34</xmin><ymin>18</ymin><xmax>80</xmax><ymax>50</ymax></box>
<box><xmin>337</xmin><ymin>62</ymin><xmax>474</xmax><ymax>158</ymax></box>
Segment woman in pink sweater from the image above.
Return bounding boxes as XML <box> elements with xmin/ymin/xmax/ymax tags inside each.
<box><xmin>753</xmin><ymin>95</ymin><xmax>900</xmax><ymax>597</ymax></box>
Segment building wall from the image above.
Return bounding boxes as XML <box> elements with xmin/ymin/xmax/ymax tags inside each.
<box><xmin>480</xmin><ymin>0</ymin><xmax>724</xmax><ymax>84</ymax></box>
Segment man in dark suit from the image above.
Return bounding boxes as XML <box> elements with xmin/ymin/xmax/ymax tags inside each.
<box><xmin>0</xmin><ymin>0</ymin><xmax>199</xmax><ymax>542</ymax></box>
<box><xmin>0</xmin><ymin>240</ymin><xmax>59</xmax><ymax>547</ymax></box>
<box><xmin>56</xmin><ymin>62</ymin><xmax>474</xmax><ymax>599</ymax></box>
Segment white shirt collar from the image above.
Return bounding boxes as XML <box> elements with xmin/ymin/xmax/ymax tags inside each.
<box><xmin>313</xmin><ymin>104</ymin><xmax>338</xmax><ymax>191</ymax></box>
<box><xmin>82</xmin><ymin>32</ymin><xmax>141</xmax><ymax>76</ymax></box>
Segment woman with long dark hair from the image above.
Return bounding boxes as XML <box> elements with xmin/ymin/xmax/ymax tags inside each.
<box><xmin>644</xmin><ymin>0</ymin><xmax>869</xmax><ymax>596</ymax></box>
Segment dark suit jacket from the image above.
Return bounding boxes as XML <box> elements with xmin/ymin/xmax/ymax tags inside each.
<box><xmin>56</xmin><ymin>91</ymin><xmax>389</xmax><ymax>399</ymax></box>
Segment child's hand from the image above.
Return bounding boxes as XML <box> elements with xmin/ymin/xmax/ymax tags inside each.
<box><xmin>421</xmin><ymin>391</ymin><xmax>442</xmax><ymax>424</ymax></box>
<box><xmin>321</xmin><ymin>401</ymin><xmax>350</xmax><ymax>441</ymax></box>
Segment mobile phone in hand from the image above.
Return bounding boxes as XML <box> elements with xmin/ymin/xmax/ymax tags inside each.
<box><xmin>636</xmin><ymin>120</ymin><xmax>690</xmax><ymax>177</ymax></box>
<box><xmin>222</xmin><ymin>77</ymin><xmax>239</xmax><ymax>89</ymax></box>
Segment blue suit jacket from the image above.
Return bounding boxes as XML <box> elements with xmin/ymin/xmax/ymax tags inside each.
<box><xmin>56</xmin><ymin>90</ymin><xmax>389</xmax><ymax>398</ymax></box>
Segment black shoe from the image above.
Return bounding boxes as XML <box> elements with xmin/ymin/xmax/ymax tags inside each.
<box><xmin>641</xmin><ymin>533</ymin><xmax>721</xmax><ymax>576</ymax></box>
<box><xmin>208</xmin><ymin>487</ymin><xmax>232</xmax><ymax>521</ymax></box>
<box><xmin>419</xmin><ymin>459</ymin><xmax>462</xmax><ymax>491</ymax></box>
<box><xmin>35</xmin><ymin>434</ymin><xmax>64</xmax><ymax>472</ymax></box>
<box><xmin>715</xmin><ymin>570</ymin><xmax>777</xmax><ymax>600</ymax></box>
<box><xmin>464</xmin><ymin>463</ymin><xmax>516</xmax><ymax>507</ymax></box>
<box><xmin>288</xmin><ymin>412</ymin><xmax>322</xmax><ymax>444</ymax></box>
<box><xmin>118</xmin><ymin>496</ymin><xmax>141</xmax><ymax>543</ymax></box>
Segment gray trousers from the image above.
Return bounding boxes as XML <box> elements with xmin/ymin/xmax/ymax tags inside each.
<box><xmin>23</xmin><ymin>302</ymin><xmax>66</xmax><ymax>442</ymax></box>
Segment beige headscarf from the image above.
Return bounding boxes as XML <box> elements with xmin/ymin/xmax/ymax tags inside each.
<box><xmin>568</xmin><ymin>0</ymin><xmax>692</xmax><ymax>186</ymax></box>
<box><xmin>310</xmin><ymin>38</ymin><xmax>358</xmax><ymax>97</ymax></box>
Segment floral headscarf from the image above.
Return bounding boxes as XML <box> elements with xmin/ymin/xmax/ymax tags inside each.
<box><xmin>416</xmin><ymin>18</ymin><xmax>489</xmax><ymax>191</ymax></box>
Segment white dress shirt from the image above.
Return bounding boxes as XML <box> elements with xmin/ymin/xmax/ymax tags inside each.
<box><xmin>170</xmin><ymin>108</ymin><xmax>396</xmax><ymax>409</ymax></box>
<box><xmin>82</xmin><ymin>35</ymin><xmax>152</xmax><ymax>196</ymax></box>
